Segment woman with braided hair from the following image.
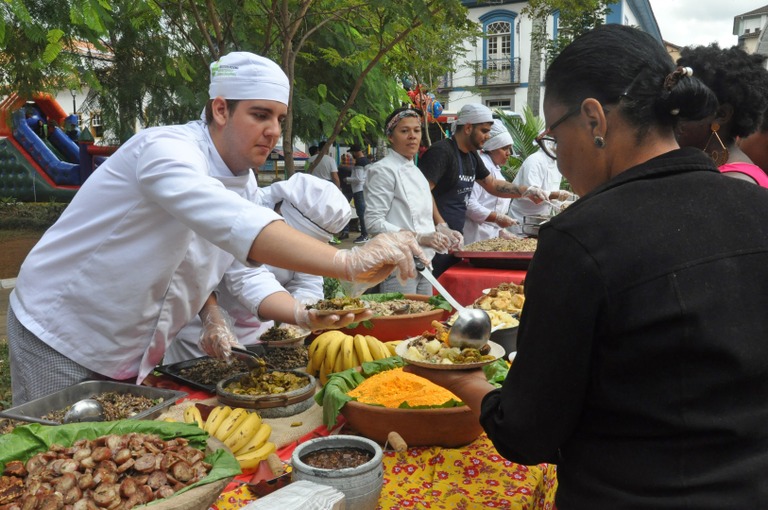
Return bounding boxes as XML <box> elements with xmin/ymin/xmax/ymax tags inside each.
<box><xmin>406</xmin><ymin>24</ymin><xmax>768</xmax><ymax>509</ymax></box>
<box><xmin>675</xmin><ymin>43</ymin><xmax>768</xmax><ymax>187</ymax></box>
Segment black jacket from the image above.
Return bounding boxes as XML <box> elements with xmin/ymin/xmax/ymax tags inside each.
<box><xmin>481</xmin><ymin>148</ymin><xmax>768</xmax><ymax>509</ymax></box>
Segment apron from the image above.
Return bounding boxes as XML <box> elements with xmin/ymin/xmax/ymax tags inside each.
<box><xmin>435</xmin><ymin>139</ymin><xmax>476</xmax><ymax>233</ymax></box>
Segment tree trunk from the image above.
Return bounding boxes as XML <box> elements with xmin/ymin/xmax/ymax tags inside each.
<box><xmin>526</xmin><ymin>17</ymin><xmax>545</xmax><ymax>116</ymax></box>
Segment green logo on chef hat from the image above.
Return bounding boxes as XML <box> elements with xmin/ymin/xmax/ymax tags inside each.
<box><xmin>211</xmin><ymin>60</ymin><xmax>221</xmax><ymax>77</ymax></box>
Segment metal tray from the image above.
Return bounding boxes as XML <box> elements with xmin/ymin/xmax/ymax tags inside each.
<box><xmin>155</xmin><ymin>344</ymin><xmax>266</xmax><ymax>392</ymax></box>
<box><xmin>453</xmin><ymin>250</ymin><xmax>534</xmax><ymax>270</ymax></box>
<box><xmin>0</xmin><ymin>381</ymin><xmax>187</xmax><ymax>425</ymax></box>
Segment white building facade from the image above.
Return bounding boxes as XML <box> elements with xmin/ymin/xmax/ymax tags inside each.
<box><xmin>438</xmin><ymin>0</ymin><xmax>663</xmax><ymax>113</ymax></box>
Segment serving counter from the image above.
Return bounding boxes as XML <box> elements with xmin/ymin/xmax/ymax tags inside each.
<box><xmin>141</xmin><ymin>374</ymin><xmax>558</xmax><ymax>509</ymax></box>
<box><xmin>436</xmin><ymin>261</ymin><xmax>527</xmax><ymax>307</ymax></box>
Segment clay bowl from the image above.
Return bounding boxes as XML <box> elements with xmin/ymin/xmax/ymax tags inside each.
<box><xmin>344</xmin><ymin>294</ymin><xmax>447</xmax><ymax>342</ymax></box>
<box><xmin>216</xmin><ymin>370</ymin><xmax>316</xmax><ymax>418</ymax></box>
<box><xmin>340</xmin><ymin>400</ymin><xmax>483</xmax><ymax>448</ymax></box>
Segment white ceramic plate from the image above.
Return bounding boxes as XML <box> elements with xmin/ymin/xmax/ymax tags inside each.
<box><xmin>395</xmin><ymin>338</ymin><xmax>505</xmax><ymax>371</ymax></box>
<box><xmin>508</xmin><ymin>351</ymin><xmax>517</xmax><ymax>363</ymax></box>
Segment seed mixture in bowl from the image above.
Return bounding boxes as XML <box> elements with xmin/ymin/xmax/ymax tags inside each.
<box><xmin>462</xmin><ymin>237</ymin><xmax>538</xmax><ymax>252</ymax></box>
<box><xmin>361</xmin><ymin>299</ymin><xmax>435</xmax><ymax>316</ymax></box>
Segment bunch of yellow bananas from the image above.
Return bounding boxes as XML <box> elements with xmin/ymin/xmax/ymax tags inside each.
<box><xmin>306</xmin><ymin>331</ymin><xmax>392</xmax><ymax>384</ymax></box>
<box><xmin>184</xmin><ymin>405</ymin><xmax>275</xmax><ymax>473</ymax></box>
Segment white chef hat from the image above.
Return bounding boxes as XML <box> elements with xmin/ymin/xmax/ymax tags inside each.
<box><xmin>483</xmin><ymin>119</ymin><xmax>514</xmax><ymax>152</ymax></box>
<box><xmin>456</xmin><ymin>103</ymin><xmax>494</xmax><ymax>126</ymax></box>
<box><xmin>208</xmin><ymin>52</ymin><xmax>289</xmax><ymax>105</ymax></box>
<box><xmin>268</xmin><ymin>174</ymin><xmax>351</xmax><ymax>242</ymax></box>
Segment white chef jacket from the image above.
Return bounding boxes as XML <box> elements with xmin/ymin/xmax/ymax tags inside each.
<box><xmin>364</xmin><ymin>150</ymin><xmax>435</xmax><ymax>261</ymax></box>
<box><xmin>463</xmin><ymin>152</ymin><xmax>513</xmax><ymax>245</ymax></box>
<box><xmin>508</xmin><ymin>149</ymin><xmax>563</xmax><ymax>224</ymax></box>
<box><xmin>10</xmin><ymin>120</ymin><xmax>283</xmax><ymax>383</ymax></box>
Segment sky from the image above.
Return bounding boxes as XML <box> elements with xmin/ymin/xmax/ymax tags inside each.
<box><xmin>648</xmin><ymin>0</ymin><xmax>763</xmax><ymax>48</ymax></box>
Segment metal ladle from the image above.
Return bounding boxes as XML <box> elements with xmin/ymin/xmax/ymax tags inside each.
<box><xmin>413</xmin><ymin>257</ymin><xmax>491</xmax><ymax>349</ymax></box>
<box><xmin>62</xmin><ymin>398</ymin><xmax>105</xmax><ymax>424</ymax></box>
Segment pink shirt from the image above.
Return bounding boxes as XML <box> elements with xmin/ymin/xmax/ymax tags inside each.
<box><xmin>720</xmin><ymin>162</ymin><xmax>768</xmax><ymax>189</ymax></box>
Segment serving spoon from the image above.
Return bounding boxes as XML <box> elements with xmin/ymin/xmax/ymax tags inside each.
<box><xmin>62</xmin><ymin>398</ymin><xmax>105</xmax><ymax>424</ymax></box>
<box><xmin>413</xmin><ymin>257</ymin><xmax>491</xmax><ymax>349</ymax></box>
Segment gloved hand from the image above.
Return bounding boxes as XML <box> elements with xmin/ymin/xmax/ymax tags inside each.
<box><xmin>521</xmin><ymin>186</ymin><xmax>548</xmax><ymax>204</ymax></box>
<box><xmin>499</xmin><ymin>229</ymin><xmax>519</xmax><ymax>240</ymax></box>
<box><xmin>294</xmin><ymin>298</ymin><xmax>374</xmax><ymax>332</ymax></box>
<box><xmin>198</xmin><ymin>305</ymin><xmax>240</xmax><ymax>360</ymax></box>
<box><xmin>493</xmin><ymin>213</ymin><xmax>517</xmax><ymax>228</ymax></box>
<box><xmin>332</xmin><ymin>231</ymin><xmax>427</xmax><ymax>286</ymax></box>
<box><xmin>549</xmin><ymin>190</ymin><xmax>578</xmax><ymax>202</ymax></box>
<box><xmin>415</xmin><ymin>231</ymin><xmax>451</xmax><ymax>254</ymax></box>
<box><xmin>436</xmin><ymin>223</ymin><xmax>464</xmax><ymax>251</ymax></box>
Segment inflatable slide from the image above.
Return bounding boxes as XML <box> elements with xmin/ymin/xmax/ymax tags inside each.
<box><xmin>0</xmin><ymin>93</ymin><xmax>116</xmax><ymax>202</ymax></box>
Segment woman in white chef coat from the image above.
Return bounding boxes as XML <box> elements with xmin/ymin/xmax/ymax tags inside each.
<box><xmin>164</xmin><ymin>173</ymin><xmax>351</xmax><ymax>363</ymax></box>
<box><xmin>7</xmin><ymin>52</ymin><xmax>425</xmax><ymax>405</ymax></box>
<box><xmin>364</xmin><ymin>107</ymin><xmax>451</xmax><ymax>295</ymax></box>
<box><xmin>463</xmin><ymin>120</ymin><xmax>519</xmax><ymax>244</ymax></box>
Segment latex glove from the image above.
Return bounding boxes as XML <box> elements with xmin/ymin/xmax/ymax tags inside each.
<box><xmin>436</xmin><ymin>223</ymin><xmax>464</xmax><ymax>251</ymax></box>
<box><xmin>198</xmin><ymin>305</ymin><xmax>240</xmax><ymax>360</ymax></box>
<box><xmin>415</xmin><ymin>231</ymin><xmax>451</xmax><ymax>254</ymax></box>
<box><xmin>521</xmin><ymin>186</ymin><xmax>548</xmax><ymax>204</ymax></box>
<box><xmin>294</xmin><ymin>298</ymin><xmax>374</xmax><ymax>332</ymax></box>
<box><xmin>499</xmin><ymin>229</ymin><xmax>519</xmax><ymax>240</ymax></box>
<box><xmin>549</xmin><ymin>190</ymin><xmax>577</xmax><ymax>202</ymax></box>
<box><xmin>332</xmin><ymin>231</ymin><xmax>427</xmax><ymax>286</ymax></box>
<box><xmin>493</xmin><ymin>213</ymin><xmax>517</xmax><ymax>228</ymax></box>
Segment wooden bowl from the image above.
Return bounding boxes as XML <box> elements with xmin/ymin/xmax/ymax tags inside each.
<box><xmin>340</xmin><ymin>400</ymin><xmax>483</xmax><ymax>448</ymax></box>
<box><xmin>345</xmin><ymin>294</ymin><xmax>446</xmax><ymax>342</ymax></box>
<box><xmin>216</xmin><ymin>370</ymin><xmax>316</xmax><ymax>418</ymax></box>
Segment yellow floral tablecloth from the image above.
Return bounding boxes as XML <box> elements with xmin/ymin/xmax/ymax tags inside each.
<box><xmin>212</xmin><ymin>433</ymin><xmax>557</xmax><ymax>509</ymax></box>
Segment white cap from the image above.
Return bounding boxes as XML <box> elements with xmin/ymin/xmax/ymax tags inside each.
<box><xmin>208</xmin><ymin>52</ymin><xmax>290</xmax><ymax>105</ymax></box>
<box><xmin>483</xmin><ymin>119</ymin><xmax>514</xmax><ymax>151</ymax></box>
<box><xmin>268</xmin><ymin>174</ymin><xmax>351</xmax><ymax>242</ymax></box>
<box><xmin>456</xmin><ymin>104</ymin><xmax>494</xmax><ymax>125</ymax></box>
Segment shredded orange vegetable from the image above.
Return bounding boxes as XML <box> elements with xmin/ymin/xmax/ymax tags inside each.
<box><xmin>347</xmin><ymin>367</ymin><xmax>461</xmax><ymax>408</ymax></box>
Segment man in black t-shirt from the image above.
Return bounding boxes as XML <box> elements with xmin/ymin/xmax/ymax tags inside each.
<box><xmin>418</xmin><ymin>103</ymin><xmax>547</xmax><ymax>276</ymax></box>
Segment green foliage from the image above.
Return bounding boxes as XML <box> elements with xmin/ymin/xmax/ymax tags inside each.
<box><xmin>495</xmin><ymin>106</ymin><xmax>545</xmax><ymax>181</ymax></box>
<box><xmin>0</xmin><ymin>339</ymin><xmax>10</xmax><ymax>410</ymax></box>
<box><xmin>0</xmin><ymin>199</ymin><xmax>67</xmax><ymax>229</ymax></box>
<box><xmin>323</xmin><ymin>277</ymin><xmax>343</xmax><ymax>299</ymax></box>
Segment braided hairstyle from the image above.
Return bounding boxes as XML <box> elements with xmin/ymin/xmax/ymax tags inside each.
<box><xmin>677</xmin><ymin>44</ymin><xmax>768</xmax><ymax>142</ymax></box>
<box><xmin>544</xmin><ymin>25</ymin><xmax>717</xmax><ymax>143</ymax></box>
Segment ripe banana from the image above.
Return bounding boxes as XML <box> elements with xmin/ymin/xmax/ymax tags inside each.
<box><xmin>224</xmin><ymin>412</ymin><xmax>263</xmax><ymax>453</ymax></box>
<box><xmin>308</xmin><ymin>331</ymin><xmax>344</xmax><ymax>374</ymax></box>
<box><xmin>204</xmin><ymin>405</ymin><xmax>232</xmax><ymax>436</ymax></box>
<box><xmin>341</xmin><ymin>334</ymin><xmax>355</xmax><ymax>371</ymax></box>
<box><xmin>365</xmin><ymin>335</ymin><xmax>389</xmax><ymax>360</ymax></box>
<box><xmin>236</xmin><ymin>441</ymin><xmax>277</xmax><ymax>473</ymax></box>
<box><xmin>354</xmin><ymin>334</ymin><xmax>374</xmax><ymax>363</ymax></box>
<box><xmin>236</xmin><ymin>423</ymin><xmax>272</xmax><ymax>456</ymax></box>
<box><xmin>183</xmin><ymin>405</ymin><xmax>205</xmax><ymax>429</ymax></box>
<box><xmin>215</xmin><ymin>407</ymin><xmax>249</xmax><ymax>442</ymax></box>
<box><xmin>322</xmin><ymin>334</ymin><xmax>345</xmax><ymax>373</ymax></box>
<box><xmin>386</xmin><ymin>340</ymin><xmax>402</xmax><ymax>357</ymax></box>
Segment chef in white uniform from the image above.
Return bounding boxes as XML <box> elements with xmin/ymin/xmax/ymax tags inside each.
<box><xmin>463</xmin><ymin>120</ymin><xmax>519</xmax><ymax>244</ymax></box>
<box><xmin>7</xmin><ymin>52</ymin><xmax>425</xmax><ymax>405</ymax></box>
<box><xmin>164</xmin><ymin>173</ymin><xmax>351</xmax><ymax>363</ymax></box>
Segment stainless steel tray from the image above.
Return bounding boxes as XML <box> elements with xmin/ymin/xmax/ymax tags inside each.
<box><xmin>0</xmin><ymin>381</ymin><xmax>187</xmax><ymax>425</ymax></box>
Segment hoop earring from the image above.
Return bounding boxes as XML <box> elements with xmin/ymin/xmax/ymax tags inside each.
<box><xmin>704</xmin><ymin>123</ymin><xmax>729</xmax><ymax>166</ymax></box>
<box><xmin>594</xmin><ymin>136</ymin><xmax>606</xmax><ymax>148</ymax></box>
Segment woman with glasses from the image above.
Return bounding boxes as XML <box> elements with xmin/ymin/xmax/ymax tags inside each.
<box><xmin>406</xmin><ymin>24</ymin><xmax>768</xmax><ymax>509</ymax></box>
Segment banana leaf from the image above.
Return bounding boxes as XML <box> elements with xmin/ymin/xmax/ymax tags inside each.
<box><xmin>0</xmin><ymin>420</ymin><xmax>241</xmax><ymax>497</ymax></box>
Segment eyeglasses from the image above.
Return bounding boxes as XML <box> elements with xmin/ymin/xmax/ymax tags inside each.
<box><xmin>535</xmin><ymin>105</ymin><xmax>581</xmax><ymax>160</ymax></box>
